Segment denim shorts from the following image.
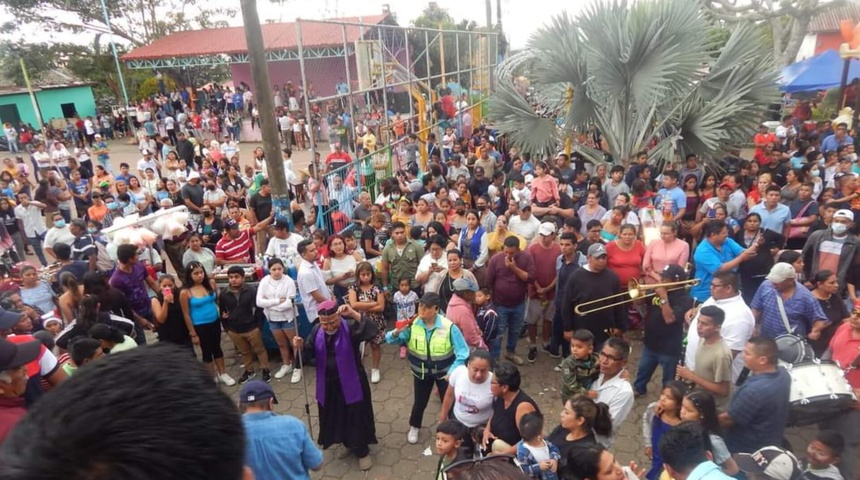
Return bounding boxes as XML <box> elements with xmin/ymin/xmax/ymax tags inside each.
<box><xmin>269</xmin><ymin>320</ymin><xmax>295</xmax><ymax>331</ymax></box>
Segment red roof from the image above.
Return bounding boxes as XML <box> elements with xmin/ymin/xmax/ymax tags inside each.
<box><xmin>809</xmin><ymin>4</ymin><xmax>860</xmax><ymax>33</ymax></box>
<box><xmin>123</xmin><ymin>14</ymin><xmax>389</xmax><ymax>61</ymax></box>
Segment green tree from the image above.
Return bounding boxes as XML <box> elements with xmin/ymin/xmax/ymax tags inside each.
<box><xmin>490</xmin><ymin>0</ymin><xmax>780</xmax><ymax>165</ymax></box>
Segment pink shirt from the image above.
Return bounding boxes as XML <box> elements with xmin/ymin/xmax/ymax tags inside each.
<box><xmin>642</xmin><ymin>238</ymin><xmax>690</xmax><ymax>284</ymax></box>
<box><xmin>530</xmin><ymin>175</ymin><xmax>560</xmax><ymax>204</ymax></box>
<box><xmin>447</xmin><ymin>294</ymin><xmax>486</xmax><ymax>349</ymax></box>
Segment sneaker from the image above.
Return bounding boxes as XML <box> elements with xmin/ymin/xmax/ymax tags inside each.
<box><xmin>275</xmin><ymin>363</ymin><xmax>293</xmax><ymax>379</ymax></box>
<box><xmin>541</xmin><ymin>343</ymin><xmax>561</xmax><ymax>359</ymax></box>
<box><xmin>261</xmin><ymin>369</ymin><xmax>272</xmax><ymax>383</ymax></box>
<box><xmin>238</xmin><ymin>370</ymin><xmax>256</xmax><ymax>384</ymax></box>
<box><xmin>290</xmin><ymin>368</ymin><xmax>303</xmax><ymax>384</ymax></box>
<box><xmin>554</xmin><ymin>363</ymin><xmax>563</xmax><ymax>372</ymax></box>
<box><xmin>505</xmin><ymin>353</ymin><xmax>524</xmax><ymax>365</ymax></box>
<box><xmin>527</xmin><ymin>346</ymin><xmax>538</xmax><ymax>363</ymax></box>
<box><xmin>399</xmin><ymin>345</ymin><xmax>407</xmax><ymax>359</ymax></box>
<box><xmin>358</xmin><ymin>455</ymin><xmax>373</xmax><ymax>471</ymax></box>
<box><xmin>371</xmin><ymin>368</ymin><xmax>381</xmax><ymax>384</ymax></box>
<box><xmin>219</xmin><ymin>373</ymin><xmax>236</xmax><ymax>386</ymax></box>
<box><xmin>407</xmin><ymin>426</ymin><xmax>419</xmax><ymax>444</ymax></box>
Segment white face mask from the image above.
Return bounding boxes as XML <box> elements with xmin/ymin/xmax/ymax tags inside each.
<box><xmin>851</xmin><ymin>153</ymin><xmax>859</xmax><ymax>162</ymax></box>
<box><xmin>832</xmin><ymin>222</ymin><xmax>849</xmax><ymax>235</ymax></box>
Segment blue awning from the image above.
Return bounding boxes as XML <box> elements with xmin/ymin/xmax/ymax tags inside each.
<box><xmin>779</xmin><ymin>49</ymin><xmax>860</xmax><ymax>93</ymax></box>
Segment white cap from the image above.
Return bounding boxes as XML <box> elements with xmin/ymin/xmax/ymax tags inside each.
<box><xmin>765</xmin><ymin>263</ymin><xmax>796</xmax><ymax>283</ymax></box>
<box><xmin>538</xmin><ymin>222</ymin><xmax>557</xmax><ymax>236</ymax></box>
<box><xmin>834</xmin><ymin>209</ymin><xmax>855</xmax><ymax>221</ymax></box>
<box><xmin>188</xmin><ymin>171</ymin><xmax>201</xmax><ymax>181</ymax></box>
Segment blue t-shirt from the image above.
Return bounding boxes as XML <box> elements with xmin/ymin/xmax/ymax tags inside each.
<box><xmin>243</xmin><ymin>412</ymin><xmax>323</xmax><ymax>480</ymax></box>
<box><xmin>691</xmin><ymin>238</ymin><xmax>745</xmax><ymax>302</ymax></box>
<box><xmin>188</xmin><ymin>290</ymin><xmax>218</xmax><ymax>326</ymax></box>
<box><xmin>749</xmin><ymin>203</ymin><xmax>791</xmax><ymax>235</ymax></box>
<box><xmin>726</xmin><ymin>368</ymin><xmax>791</xmax><ymax>453</ymax></box>
<box><xmin>750</xmin><ymin>280</ymin><xmax>828</xmax><ymax>338</ymax></box>
<box><xmin>656</xmin><ymin>186</ymin><xmax>687</xmax><ymax>217</ymax></box>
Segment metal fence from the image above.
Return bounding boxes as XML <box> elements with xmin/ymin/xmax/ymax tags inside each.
<box><xmin>290</xmin><ymin>18</ymin><xmax>501</xmax><ymax>235</ymax></box>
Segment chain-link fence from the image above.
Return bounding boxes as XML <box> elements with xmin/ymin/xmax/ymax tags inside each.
<box><xmin>287</xmin><ymin>18</ymin><xmax>500</xmax><ymax>235</ymax></box>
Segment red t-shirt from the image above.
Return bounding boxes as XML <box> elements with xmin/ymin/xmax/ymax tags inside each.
<box><xmin>605</xmin><ymin>240</ymin><xmax>646</xmax><ymax>288</ymax></box>
<box><xmin>325</xmin><ymin>151</ymin><xmax>352</xmax><ymax>167</ymax></box>
<box><xmin>215</xmin><ymin>229</ymin><xmax>252</xmax><ymax>263</ymax></box>
<box><xmin>527</xmin><ymin>242</ymin><xmax>561</xmax><ymax>300</ymax></box>
<box><xmin>829</xmin><ymin>322</ymin><xmax>860</xmax><ymax>390</ymax></box>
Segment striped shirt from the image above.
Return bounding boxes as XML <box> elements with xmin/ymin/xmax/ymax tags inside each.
<box><xmin>215</xmin><ymin>229</ymin><xmax>252</xmax><ymax>263</ymax></box>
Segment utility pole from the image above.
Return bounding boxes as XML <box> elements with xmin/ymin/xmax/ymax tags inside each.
<box><xmin>239</xmin><ymin>0</ymin><xmax>291</xmax><ymax>221</ymax></box>
<box><xmin>485</xmin><ymin>0</ymin><xmax>492</xmax><ymax>29</ymax></box>
<box><xmin>496</xmin><ymin>0</ymin><xmax>502</xmax><ymax>27</ymax></box>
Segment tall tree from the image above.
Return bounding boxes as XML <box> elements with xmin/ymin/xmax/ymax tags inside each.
<box><xmin>701</xmin><ymin>0</ymin><xmax>848</xmax><ymax>66</ymax></box>
<box><xmin>0</xmin><ymin>0</ymin><xmax>236</xmax><ymax>46</ymax></box>
<box><xmin>490</xmin><ymin>0</ymin><xmax>780</xmax><ymax>165</ymax></box>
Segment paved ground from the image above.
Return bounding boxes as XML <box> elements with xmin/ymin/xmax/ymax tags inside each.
<box><xmin>36</xmin><ymin>137</ymin><xmax>815</xmax><ymax>479</ymax></box>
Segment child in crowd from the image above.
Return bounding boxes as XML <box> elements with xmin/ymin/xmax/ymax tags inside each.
<box><xmin>516</xmin><ymin>412</ymin><xmax>561</xmax><ymax>480</ymax></box>
<box><xmin>511</xmin><ymin>177</ymin><xmax>531</xmax><ymax>210</ymax></box>
<box><xmin>805</xmin><ymin>430</ymin><xmax>844</xmax><ymax>480</ymax></box>
<box><xmin>42</xmin><ymin>317</ymin><xmax>64</xmax><ymax>337</ymax></box>
<box><xmin>393</xmin><ymin>277</ymin><xmax>418</xmax><ymax>359</ymax></box>
<box><xmin>642</xmin><ymin>381</ymin><xmax>687</xmax><ymax>480</ymax></box>
<box><xmin>475</xmin><ymin>288</ymin><xmax>500</xmax><ymax>362</ymax></box>
<box><xmin>559</xmin><ymin>329</ymin><xmax>599</xmax><ymax>404</ymax></box>
<box><xmin>680</xmin><ymin>390</ymin><xmax>738</xmax><ymax>476</ymax></box>
<box><xmin>435</xmin><ymin>419</ymin><xmax>469</xmax><ymax>479</ymax></box>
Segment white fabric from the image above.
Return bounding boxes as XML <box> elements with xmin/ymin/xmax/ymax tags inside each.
<box><xmin>524</xmin><ymin>441</ymin><xmax>551</xmax><ymax>463</ymax></box>
<box><xmin>594</xmin><ymin>372</ymin><xmax>634</xmax><ymax>448</ymax></box>
<box><xmin>447</xmin><ymin>365</ymin><xmax>494</xmax><ymax>427</ymax></box>
<box><xmin>509</xmin><ymin>214</ymin><xmax>541</xmax><ymax>243</ymax></box>
<box><xmin>265</xmin><ymin>235</ymin><xmax>302</xmax><ymax>259</ymax></box>
<box><xmin>685</xmin><ymin>293</ymin><xmax>755</xmax><ymax>382</ymax></box>
<box><xmin>14</xmin><ymin>204</ymin><xmax>47</xmax><ymax>236</ymax></box>
<box><xmin>415</xmin><ymin>252</ymin><xmax>448</xmax><ymax>294</ymax></box>
<box><xmin>256</xmin><ymin>275</ymin><xmax>297</xmax><ymax>323</ymax></box>
<box><xmin>43</xmin><ymin>226</ymin><xmax>74</xmax><ymax>251</ymax></box>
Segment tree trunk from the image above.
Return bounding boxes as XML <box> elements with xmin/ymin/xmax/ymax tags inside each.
<box><xmin>781</xmin><ymin>16</ymin><xmax>812</xmax><ymax>66</ymax></box>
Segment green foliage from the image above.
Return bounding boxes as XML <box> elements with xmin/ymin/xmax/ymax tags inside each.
<box><xmin>409</xmin><ymin>3</ymin><xmax>484</xmax><ymax>90</ymax></box>
<box><xmin>137</xmin><ymin>76</ymin><xmax>178</xmax><ymax>100</ymax></box>
<box><xmin>489</xmin><ymin>0</ymin><xmax>780</xmax><ymax>165</ymax></box>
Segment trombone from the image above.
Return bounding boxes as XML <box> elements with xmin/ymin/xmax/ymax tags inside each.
<box><xmin>574</xmin><ymin>278</ymin><xmax>700</xmax><ymax>315</ymax></box>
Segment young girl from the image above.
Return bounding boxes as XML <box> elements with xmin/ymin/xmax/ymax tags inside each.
<box><xmin>256</xmin><ymin>258</ymin><xmax>299</xmax><ymax>383</ymax></box>
<box><xmin>348</xmin><ymin>261</ymin><xmax>386</xmax><ymax>384</ymax></box>
<box><xmin>680</xmin><ymin>390</ymin><xmax>739</xmax><ymax>476</ymax></box>
<box><xmin>530</xmin><ymin>160</ymin><xmax>560</xmax><ymax>207</ymax></box>
<box><xmin>392</xmin><ymin>277</ymin><xmax>418</xmax><ymax>359</ymax></box>
<box><xmin>642</xmin><ymin>381</ymin><xmax>686</xmax><ymax>480</ymax></box>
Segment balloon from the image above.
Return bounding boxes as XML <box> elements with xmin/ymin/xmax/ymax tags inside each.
<box><xmin>850</xmin><ymin>23</ymin><xmax>860</xmax><ymax>50</ymax></box>
<box><xmin>840</xmin><ymin>20</ymin><xmax>855</xmax><ymax>42</ymax></box>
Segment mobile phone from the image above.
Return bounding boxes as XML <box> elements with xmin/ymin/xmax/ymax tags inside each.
<box><xmin>163</xmin><ymin>287</ymin><xmax>173</xmax><ymax>297</ymax></box>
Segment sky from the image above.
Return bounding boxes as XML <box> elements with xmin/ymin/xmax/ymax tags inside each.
<box><xmin>0</xmin><ymin>0</ymin><xmax>592</xmax><ymax>50</ymax></box>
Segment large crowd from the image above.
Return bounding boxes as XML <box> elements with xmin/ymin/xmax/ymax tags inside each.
<box><xmin>0</xmin><ymin>85</ymin><xmax>857</xmax><ymax>480</ymax></box>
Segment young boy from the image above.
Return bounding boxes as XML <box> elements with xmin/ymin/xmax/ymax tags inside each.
<box><xmin>511</xmin><ymin>177</ymin><xmax>531</xmax><ymax>210</ymax></box>
<box><xmin>475</xmin><ymin>288</ymin><xmax>501</xmax><ymax>362</ymax></box>
<box><xmin>393</xmin><ymin>277</ymin><xmax>419</xmax><ymax>359</ymax></box>
<box><xmin>516</xmin><ymin>412</ymin><xmax>561</xmax><ymax>480</ymax></box>
<box><xmin>435</xmin><ymin>419</ymin><xmax>469</xmax><ymax>479</ymax></box>
<box><xmin>559</xmin><ymin>329</ymin><xmax>600</xmax><ymax>404</ymax></box>
<box><xmin>219</xmin><ymin>265</ymin><xmax>269</xmax><ymax>384</ymax></box>
<box><xmin>675</xmin><ymin>305</ymin><xmax>733</xmax><ymax>403</ymax></box>
<box><xmin>805</xmin><ymin>430</ymin><xmax>844</xmax><ymax>480</ymax></box>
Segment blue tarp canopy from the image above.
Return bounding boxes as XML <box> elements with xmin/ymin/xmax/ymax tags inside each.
<box><xmin>780</xmin><ymin>49</ymin><xmax>860</xmax><ymax>93</ymax></box>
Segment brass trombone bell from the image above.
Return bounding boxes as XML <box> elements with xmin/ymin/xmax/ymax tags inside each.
<box><xmin>573</xmin><ymin>278</ymin><xmax>700</xmax><ymax>316</ymax></box>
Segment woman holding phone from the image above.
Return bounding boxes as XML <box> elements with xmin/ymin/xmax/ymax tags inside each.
<box><xmin>151</xmin><ymin>273</ymin><xmax>191</xmax><ymax>353</ymax></box>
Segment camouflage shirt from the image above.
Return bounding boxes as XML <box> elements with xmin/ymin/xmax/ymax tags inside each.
<box><xmin>560</xmin><ymin>352</ymin><xmax>600</xmax><ymax>403</ymax></box>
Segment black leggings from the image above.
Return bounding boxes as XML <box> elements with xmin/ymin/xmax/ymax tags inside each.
<box><xmin>196</xmin><ymin>321</ymin><xmax>223</xmax><ymax>363</ymax></box>
<box><xmin>410</xmin><ymin>374</ymin><xmax>449</xmax><ymax>428</ymax></box>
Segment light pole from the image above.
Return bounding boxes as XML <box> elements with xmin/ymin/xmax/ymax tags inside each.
<box><xmin>98</xmin><ymin>0</ymin><xmax>135</xmax><ymax>134</ymax></box>
<box><xmin>18</xmin><ymin>57</ymin><xmax>44</xmax><ymax>133</ymax></box>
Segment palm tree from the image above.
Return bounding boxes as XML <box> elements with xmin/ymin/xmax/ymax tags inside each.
<box><xmin>489</xmin><ymin>0</ymin><xmax>780</xmax><ymax>166</ymax></box>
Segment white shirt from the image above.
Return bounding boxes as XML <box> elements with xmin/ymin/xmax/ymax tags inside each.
<box><xmin>265</xmin><ymin>235</ymin><xmax>302</xmax><ymax>259</ymax></box>
<box><xmin>33</xmin><ymin>151</ymin><xmax>50</xmax><ymax>169</ymax></box>
<box><xmin>44</xmin><ymin>226</ymin><xmax>75</xmax><ymax>251</ymax></box>
<box><xmin>14</xmin><ymin>204</ymin><xmax>47</xmax><ymax>237</ymax></box>
<box><xmin>297</xmin><ymin>258</ymin><xmax>331</xmax><ymax>322</ymax></box>
<box><xmin>594</xmin><ymin>372</ymin><xmax>634</xmax><ymax>448</ymax></box>
<box><xmin>84</xmin><ymin>119</ymin><xmax>95</xmax><ymax>135</ymax></box>
<box><xmin>165</xmin><ymin>116</ymin><xmax>175</xmax><ymax>130</ymax></box>
<box><xmin>255</xmin><ymin>275</ymin><xmax>297</xmax><ymax>323</ymax></box>
<box><xmin>415</xmin><ymin>252</ymin><xmax>448</xmax><ymax>294</ymax></box>
<box><xmin>203</xmin><ymin>188</ymin><xmax>227</xmax><ymax>215</ymax></box>
<box><xmin>509</xmin><ymin>215</ymin><xmax>541</xmax><ymax>243</ymax></box>
<box><xmin>447</xmin><ymin>365</ymin><xmax>494</xmax><ymax>427</ymax></box>
<box><xmin>685</xmin><ymin>293</ymin><xmax>755</xmax><ymax>382</ymax></box>
<box><xmin>137</xmin><ymin>158</ymin><xmax>160</xmax><ymax>177</ymax></box>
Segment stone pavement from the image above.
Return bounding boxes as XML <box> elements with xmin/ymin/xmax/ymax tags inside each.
<box><xmin>210</xmin><ymin>333</ymin><xmax>817</xmax><ymax>480</ymax></box>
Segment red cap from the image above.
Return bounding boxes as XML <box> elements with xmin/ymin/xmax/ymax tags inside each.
<box><xmin>718</xmin><ymin>181</ymin><xmax>733</xmax><ymax>189</ymax></box>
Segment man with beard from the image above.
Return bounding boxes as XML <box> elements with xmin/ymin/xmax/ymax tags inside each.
<box><xmin>293</xmin><ymin>300</ymin><xmax>378</xmax><ymax>471</ymax></box>
<box><xmin>560</xmin><ymin>243</ymin><xmax>626</xmax><ymax>348</ymax></box>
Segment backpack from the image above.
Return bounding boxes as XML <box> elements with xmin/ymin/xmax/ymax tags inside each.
<box><xmin>89</xmin><ymin>235</ymin><xmax>115</xmax><ymax>273</ymax></box>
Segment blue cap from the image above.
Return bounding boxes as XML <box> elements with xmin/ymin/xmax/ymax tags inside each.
<box><xmin>239</xmin><ymin>380</ymin><xmax>278</xmax><ymax>404</ymax></box>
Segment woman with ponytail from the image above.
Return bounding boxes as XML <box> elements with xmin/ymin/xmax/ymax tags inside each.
<box><xmin>547</xmin><ymin>395</ymin><xmax>614</xmax><ymax>468</ymax></box>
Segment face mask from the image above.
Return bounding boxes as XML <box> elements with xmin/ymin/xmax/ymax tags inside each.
<box><xmin>851</xmin><ymin>153</ymin><xmax>858</xmax><ymax>162</ymax></box>
<box><xmin>811</xmin><ymin>169</ymin><xmax>820</xmax><ymax>177</ymax></box>
<box><xmin>392</xmin><ymin>194</ymin><xmax>400</xmax><ymax>201</ymax></box>
<box><xmin>208</xmin><ymin>186</ymin><xmax>216</xmax><ymax>191</ymax></box>
<box><xmin>456</xmin><ymin>209</ymin><xmax>465</xmax><ymax>215</ymax></box>
<box><xmin>87</xmin><ymin>227</ymin><xmax>97</xmax><ymax>234</ymax></box>
<box><xmin>54</xmin><ymin>220</ymin><xmax>66</xmax><ymax>228</ymax></box>
<box><xmin>832</xmin><ymin>223</ymin><xmax>848</xmax><ymax>235</ymax></box>
<box><xmin>107</xmin><ymin>202</ymin><xmax>119</xmax><ymax>210</ymax></box>
<box><xmin>477</xmin><ymin>205</ymin><xmax>486</xmax><ymax>211</ymax></box>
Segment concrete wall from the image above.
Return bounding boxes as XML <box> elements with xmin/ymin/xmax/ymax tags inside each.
<box><xmin>0</xmin><ymin>85</ymin><xmax>97</xmax><ymax>135</ymax></box>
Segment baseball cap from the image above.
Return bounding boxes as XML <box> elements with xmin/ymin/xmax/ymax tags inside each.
<box><xmin>0</xmin><ymin>309</ymin><xmax>24</xmax><ymax>330</ymax></box>
<box><xmin>239</xmin><ymin>380</ymin><xmax>278</xmax><ymax>404</ymax></box>
<box><xmin>0</xmin><ymin>337</ymin><xmax>40</xmax><ymax>371</ymax></box>
<box><xmin>587</xmin><ymin>243</ymin><xmax>607</xmax><ymax>258</ymax></box>
<box><xmin>735</xmin><ymin>446</ymin><xmax>803</xmax><ymax>480</ymax></box>
<box><xmin>419</xmin><ymin>292</ymin><xmax>441</xmax><ymax>308</ymax></box>
<box><xmin>538</xmin><ymin>222</ymin><xmax>557</xmax><ymax>236</ymax></box>
<box><xmin>661</xmin><ymin>264</ymin><xmax>687</xmax><ymax>282</ymax></box>
<box><xmin>718</xmin><ymin>181</ymin><xmax>733</xmax><ymax>190</ymax></box>
<box><xmin>765</xmin><ymin>263</ymin><xmax>796</xmax><ymax>283</ymax></box>
<box><xmin>187</xmin><ymin>171</ymin><xmax>201</xmax><ymax>181</ymax></box>
<box><xmin>452</xmin><ymin>277</ymin><xmax>478</xmax><ymax>292</ymax></box>
<box><xmin>834</xmin><ymin>209</ymin><xmax>855</xmax><ymax>221</ymax></box>
<box><xmin>224</xmin><ymin>219</ymin><xmax>239</xmax><ymax>230</ymax></box>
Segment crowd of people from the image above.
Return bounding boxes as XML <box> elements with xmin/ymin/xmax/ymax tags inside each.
<box><xmin>0</xmin><ymin>85</ymin><xmax>857</xmax><ymax>480</ymax></box>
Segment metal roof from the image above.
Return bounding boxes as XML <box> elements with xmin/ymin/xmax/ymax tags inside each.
<box><xmin>809</xmin><ymin>3</ymin><xmax>860</xmax><ymax>33</ymax></box>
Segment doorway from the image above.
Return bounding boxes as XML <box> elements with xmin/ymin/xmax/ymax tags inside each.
<box><xmin>60</xmin><ymin>103</ymin><xmax>77</xmax><ymax>119</ymax></box>
<box><xmin>0</xmin><ymin>104</ymin><xmax>21</xmax><ymax>128</ymax></box>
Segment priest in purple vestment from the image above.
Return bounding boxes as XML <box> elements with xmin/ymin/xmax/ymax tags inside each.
<box><xmin>293</xmin><ymin>300</ymin><xmax>378</xmax><ymax>471</ymax></box>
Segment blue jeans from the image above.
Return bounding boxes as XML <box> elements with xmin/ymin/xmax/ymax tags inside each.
<box><xmin>495</xmin><ymin>303</ymin><xmax>525</xmax><ymax>356</ymax></box>
<box><xmin>633</xmin><ymin>345</ymin><xmax>679</xmax><ymax>394</ymax></box>
<box><xmin>26</xmin><ymin>233</ymin><xmax>48</xmax><ymax>266</ymax></box>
